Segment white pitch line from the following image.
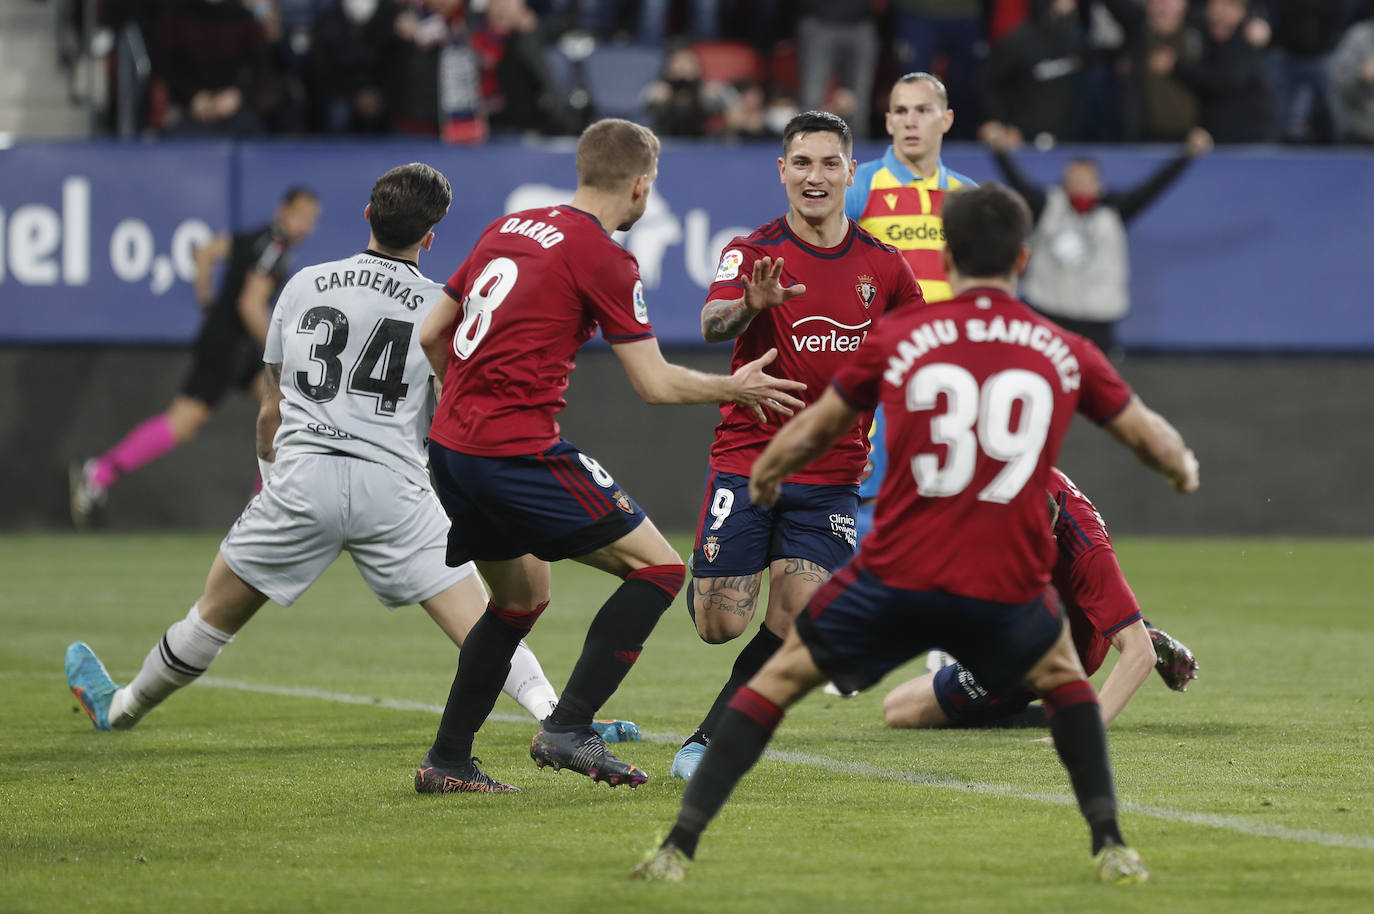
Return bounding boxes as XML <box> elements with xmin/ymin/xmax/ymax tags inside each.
<box><xmin>192</xmin><ymin>676</ymin><xmax>1374</xmax><ymax>852</ymax></box>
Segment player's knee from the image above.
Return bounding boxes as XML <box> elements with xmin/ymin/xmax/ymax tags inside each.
<box><xmin>882</xmin><ymin>678</ymin><xmax>945</xmax><ymax>729</ymax></box>
<box><xmin>694</xmin><ymin>610</ymin><xmax>747</xmax><ymax>645</ymax></box>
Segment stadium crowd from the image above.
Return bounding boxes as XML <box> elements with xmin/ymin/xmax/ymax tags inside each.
<box><xmin>83</xmin><ymin>0</ymin><xmax>1374</xmax><ymax>145</ymax></box>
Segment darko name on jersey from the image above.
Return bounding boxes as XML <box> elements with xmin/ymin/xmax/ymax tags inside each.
<box><xmin>312</xmin><ymin>268</ymin><xmax>424</xmax><ymax>310</ymax></box>
<box><xmin>498</xmin><ymin>215</ymin><xmax>565</xmax><ymax>249</ymax></box>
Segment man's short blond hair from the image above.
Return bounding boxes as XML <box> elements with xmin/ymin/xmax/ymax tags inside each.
<box><xmin>576</xmin><ymin>119</ymin><xmax>661</xmax><ymax>192</ymax></box>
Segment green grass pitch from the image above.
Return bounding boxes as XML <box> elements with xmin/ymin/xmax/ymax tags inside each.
<box><xmin>2</xmin><ymin>533</ymin><xmax>1371</xmax><ymax>913</ymax></box>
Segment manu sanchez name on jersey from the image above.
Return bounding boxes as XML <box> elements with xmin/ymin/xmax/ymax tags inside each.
<box><xmin>265</xmin><ymin>250</ymin><xmax>444</xmax><ymax>489</ymax></box>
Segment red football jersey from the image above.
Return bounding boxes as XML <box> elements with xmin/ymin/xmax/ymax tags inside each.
<box><xmin>706</xmin><ymin>217</ymin><xmax>925</xmax><ymax>484</ymax></box>
<box><xmin>430</xmin><ymin>205</ymin><xmax>654</xmax><ymax>457</ymax></box>
<box><xmin>832</xmin><ymin>288</ymin><xmax>1134</xmax><ymax>603</ymax></box>
<box><xmin>1049</xmin><ymin>468</ymin><xmax>1143</xmax><ymax>674</ymax></box>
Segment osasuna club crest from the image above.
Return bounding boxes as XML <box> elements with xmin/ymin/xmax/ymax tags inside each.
<box><xmin>855</xmin><ymin>274</ymin><xmax>877</xmax><ymax>309</ymax></box>
<box><xmin>612</xmin><ymin>490</ymin><xmax>635</xmax><ymax>514</ymax></box>
<box><xmin>703</xmin><ymin>536</ymin><xmax>720</xmax><ymax>563</ymax></box>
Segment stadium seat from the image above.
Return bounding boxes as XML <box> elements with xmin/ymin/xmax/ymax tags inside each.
<box><xmin>770</xmin><ymin>40</ymin><xmax>799</xmax><ymax>98</ymax></box>
<box><xmin>582</xmin><ymin>44</ymin><xmax>663</xmax><ymax>123</ymax></box>
<box><xmin>691</xmin><ymin>40</ymin><xmax>763</xmax><ymax>85</ymax></box>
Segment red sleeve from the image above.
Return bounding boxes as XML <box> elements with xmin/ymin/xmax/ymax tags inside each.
<box><xmin>830</xmin><ymin>322</ymin><xmax>890</xmax><ymax>411</ymax></box>
<box><xmin>1074</xmin><ymin>336</ymin><xmax>1134</xmax><ymax>424</ymax></box>
<box><xmin>586</xmin><ymin>248</ymin><xmax>654</xmax><ymax>342</ymax></box>
<box><xmin>884</xmin><ymin>252</ymin><xmax>926</xmax><ymax>317</ymax></box>
<box><xmin>705</xmin><ymin>240</ymin><xmax>760</xmax><ymax>303</ymax></box>
<box><xmin>442</xmin><ymin>255</ymin><xmax>471</xmax><ymax>306</ymax></box>
<box><xmin>1062</xmin><ymin>548</ymin><xmax>1143</xmax><ymax>639</ymax></box>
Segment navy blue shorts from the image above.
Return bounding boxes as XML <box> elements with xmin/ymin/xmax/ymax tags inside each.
<box><xmin>429</xmin><ymin>439</ymin><xmax>647</xmax><ymax>565</ymax></box>
<box><xmin>930</xmin><ymin>662</ymin><xmax>1037</xmax><ymax>726</ymax></box>
<box><xmin>689</xmin><ymin>469</ymin><xmax>857</xmax><ymax>577</ymax></box>
<box><xmin>794</xmin><ymin>559</ymin><xmax>1064</xmax><ymax>696</ymax></box>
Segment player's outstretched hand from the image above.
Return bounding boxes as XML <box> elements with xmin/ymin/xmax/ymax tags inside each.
<box><xmin>1172</xmin><ymin>448</ymin><xmax>1200</xmax><ymax>494</ymax></box>
<box><xmin>749</xmin><ymin>475</ymin><xmax>782</xmax><ymax>508</ymax></box>
<box><xmin>731</xmin><ymin>347</ymin><xmax>807</xmax><ymax>422</ymax></box>
<box><xmin>741</xmin><ymin>257</ymin><xmax>806</xmax><ymax>313</ymax></box>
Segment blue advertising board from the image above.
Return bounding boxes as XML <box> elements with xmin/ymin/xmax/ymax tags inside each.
<box><xmin>2</xmin><ymin>139</ymin><xmax>1371</xmax><ymax>350</ymax></box>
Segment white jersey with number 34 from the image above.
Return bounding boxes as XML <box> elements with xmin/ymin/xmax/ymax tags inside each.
<box><xmin>265</xmin><ymin>251</ymin><xmax>442</xmax><ymax>489</ymax></box>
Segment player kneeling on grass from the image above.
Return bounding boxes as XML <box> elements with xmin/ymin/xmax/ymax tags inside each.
<box><xmin>633</xmin><ymin>182</ymin><xmax>1200</xmax><ymax>886</ymax></box>
<box><xmin>883</xmin><ymin>467</ymin><xmax>1199</xmax><ymax>731</ymax></box>
<box><xmin>64</xmin><ymin>163</ymin><xmax>638</xmax><ymax>755</ymax></box>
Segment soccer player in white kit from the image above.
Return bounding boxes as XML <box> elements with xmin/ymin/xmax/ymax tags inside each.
<box><xmin>63</xmin><ymin>163</ymin><xmax>638</xmax><ymax>743</ymax></box>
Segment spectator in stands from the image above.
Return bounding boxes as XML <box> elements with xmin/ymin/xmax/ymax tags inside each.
<box><xmin>644</xmin><ymin>41</ymin><xmax>719</xmax><ymax>137</ymax></box>
<box><xmin>1264</xmin><ymin>0</ymin><xmax>1349</xmax><ymax>143</ymax></box>
<box><xmin>980</xmin><ymin>120</ymin><xmax>1213</xmax><ymax>353</ymax></box>
<box><xmin>1159</xmin><ymin>0</ymin><xmax>1276</xmax><ymax>143</ymax></box>
<box><xmin>472</xmin><ymin>0</ymin><xmax>567</xmax><ymax>135</ymax></box>
<box><xmin>1331</xmin><ymin>5</ymin><xmax>1374</xmax><ymax>143</ymax></box>
<box><xmin>980</xmin><ymin>0</ymin><xmax>1089</xmax><ymax>145</ymax></box>
<box><xmin>391</xmin><ymin>0</ymin><xmax>488</xmax><ymax>143</ymax></box>
<box><xmin>890</xmin><ymin>0</ymin><xmax>984</xmax><ymax>139</ymax></box>
<box><xmin>155</xmin><ymin>0</ymin><xmax>275</xmax><ymax>136</ymax></box>
<box><xmin>1115</xmin><ymin>0</ymin><xmax>1205</xmax><ymax>142</ymax></box>
<box><xmin>796</xmin><ymin>0</ymin><xmax>881</xmax><ymax>138</ymax></box>
<box><xmin>307</xmin><ymin>0</ymin><xmax>405</xmax><ymax>134</ymax></box>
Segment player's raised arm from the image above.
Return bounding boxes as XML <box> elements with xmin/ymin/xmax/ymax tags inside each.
<box><xmin>1105</xmin><ymin>396</ymin><xmax>1200</xmax><ymax>493</ymax></box>
<box><xmin>611</xmin><ymin>337</ymin><xmax>805</xmax><ymax>419</ymax></box>
<box><xmin>419</xmin><ymin>289</ymin><xmax>462</xmax><ymax>378</ymax></box>
<box><xmin>747</xmin><ymin>386</ymin><xmax>859</xmax><ymax>507</ymax></box>
<box><xmin>700</xmin><ymin>256</ymin><xmax>807</xmax><ymax>343</ymax></box>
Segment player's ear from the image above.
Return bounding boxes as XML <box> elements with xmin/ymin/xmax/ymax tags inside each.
<box><xmin>420</xmin><ymin>231</ymin><xmax>435</xmax><ymax>251</ymax></box>
<box><xmin>942</xmin><ymin>106</ymin><xmax>954</xmax><ymax>135</ymax></box>
<box><xmin>364</xmin><ymin>203</ymin><xmax>372</xmax><ymax>223</ymax></box>
<box><xmin>847</xmin><ymin>154</ymin><xmax>856</xmax><ymax>186</ymax></box>
<box><xmin>1014</xmin><ymin>245</ymin><xmax>1031</xmax><ymax>276</ymax></box>
<box><xmin>941</xmin><ymin>246</ymin><xmax>954</xmax><ymax>277</ymax></box>
<box><xmin>777</xmin><ymin>156</ymin><xmax>785</xmax><ymax>185</ymax></box>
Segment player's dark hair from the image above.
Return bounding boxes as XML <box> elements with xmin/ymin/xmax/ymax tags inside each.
<box><xmin>368</xmin><ymin>163</ymin><xmax>453</xmax><ymax>250</ymax></box>
<box><xmin>941</xmin><ymin>183</ymin><xmax>1032</xmax><ymax>279</ymax></box>
<box><xmin>280</xmin><ymin>185</ymin><xmax>319</xmax><ymax>206</ymax></box>
<box><xmin>577</xmin><ymin>118</ymin><xmax>661</xmax><ymax>191</ymax></box>
<box><xmin>781</xmin><ymin>110</ymin><xmax>853</xmax><ymax>157</ymax></box>
<box><xmin>891</xmin><ymin>72</ymin><xmax>948</xmax><ymax>110</ymax></box>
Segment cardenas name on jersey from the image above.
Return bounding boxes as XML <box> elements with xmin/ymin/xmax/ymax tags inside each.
<box><xmin>268</xmin><ymin>252</ymin><xmax>443</xmax><ymax>489</ymax></box>
<box><xmin>310</xmin><ymin>259</ymin><xmax>427</xmax><ymax>310</ymax></box>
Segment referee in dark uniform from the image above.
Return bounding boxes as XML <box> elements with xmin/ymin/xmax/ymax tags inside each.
<box><xmin>70</xmin><ymin>187</ymin><xmax>321</xmax><ymax>527</ymax></box>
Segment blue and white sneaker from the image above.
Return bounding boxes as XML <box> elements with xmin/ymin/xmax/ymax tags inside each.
<box><xmin>669</xmin><ymin>740</ymin><xmax>708</xmax><ymax>780</ymax></box>
<box><xmin>65</xmin><ymin>642</ymin><xmax>119</xmax><ymax>731</ymax></box>
<box><xmin>591</xmin><ymin>719</ymin><xmax>642</xmax><ymax>743</ymax></box>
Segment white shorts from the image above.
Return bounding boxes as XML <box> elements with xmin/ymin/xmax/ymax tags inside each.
<box><xmin>220</xmin><ymin>453</ymin><xmax>474</xmax><ymax>609</ymax></box>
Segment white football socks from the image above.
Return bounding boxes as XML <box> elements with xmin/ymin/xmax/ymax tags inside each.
<box><xmin>110</xmin><ymin>603</ymin><xmax>234</xmax><ymax>729</ymax></box>
<box><xmin>504</xmin><ymin>640</ymin><xmax>560</xmax><ymax>721</ymax></box>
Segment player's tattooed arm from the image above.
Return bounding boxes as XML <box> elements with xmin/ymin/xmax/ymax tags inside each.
<box><xmin>701</xmin><ymin>298</ymin><xmax>759</xmax><ymax>343</ymax></box>
<box><xmin>691</xmin><ymin>574</ymin><xmax>763</xmax><ymax>618</ymax></box>
<box><xmin>780</xmin><ymin>558</ymin><xmax>829</xmax><ymax>585</ymax></box>
<box><xmin>256</xmin><ymin>363</ymin><xmax>284</xmax><ymax>462</ymax></box>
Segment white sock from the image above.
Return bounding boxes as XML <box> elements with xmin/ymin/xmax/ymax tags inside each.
<box><xmin>504</xmin><ymin>640</ymin><xmax>559</xmax><ymax>722</ymax></box>
<box><xmin>113</xmin><ymin>603</ymin><xmax>233</xmax><ymax>728</ymax></box>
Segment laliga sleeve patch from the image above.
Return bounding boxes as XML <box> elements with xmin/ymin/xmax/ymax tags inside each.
<box><xmin>715</xmin><ymin>249</ymin><xmax>743</xmax><ymax>282</ymax></box>
<box><xmin>632</xmin><ymin>280</ymin><xmax>649</xmax><ymax>324</ymax></box>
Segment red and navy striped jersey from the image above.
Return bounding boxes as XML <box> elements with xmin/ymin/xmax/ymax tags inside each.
<box><xmin>1050</xmin><ymin>468</ymin><xmax>1143</xmax><ymax>673</ymax></box>
<box><xmin>431</xmin><ymin>205</ymin><xmax>654</xmax><ymax>457</ymax></box>
<box><xmin>704</xmin><ymin>216</ymin><xmax>924</xmax><ymax>485</ymax></box>
<box><xmin>832</xmin><ymin>288</ymin><xmax>1134</xmax><ymax>603</ymax></box>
